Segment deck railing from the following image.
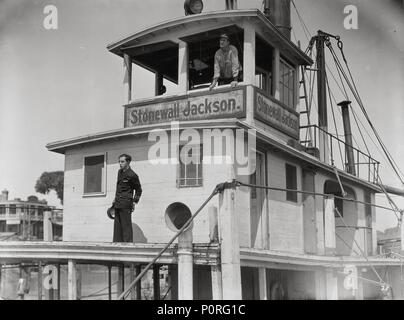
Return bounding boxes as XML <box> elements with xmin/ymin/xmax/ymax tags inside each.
<box><xmin>300</xmin><ymin>125</ymin><xmax>380</xmax><ymax>183</ymax></box>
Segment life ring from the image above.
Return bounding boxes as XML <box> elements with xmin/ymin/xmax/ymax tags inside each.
<box><xmin>270</xmin><ymin>282</ymin><xmax>285</xmax><ymax>300</ymax></box>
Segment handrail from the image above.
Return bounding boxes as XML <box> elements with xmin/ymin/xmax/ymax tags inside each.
<box><xmin>300</xmin><ymin>124</ymin><xmax>380</xmax><ymax>183</ymax></box>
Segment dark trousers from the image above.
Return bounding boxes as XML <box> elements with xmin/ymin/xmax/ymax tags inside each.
<box><xmin>113</xmin><ymin>208</ymin><xmax>133</xmax><ymax>243</ymax></box>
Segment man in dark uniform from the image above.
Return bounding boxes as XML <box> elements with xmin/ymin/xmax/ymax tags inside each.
<box><xmin>112</xmin><ymin>154</ymin><xmax>142</xmax><ymax>243</ymax></box>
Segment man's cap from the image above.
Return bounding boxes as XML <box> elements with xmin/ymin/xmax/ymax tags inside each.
<box><xmin>220</xmin><ymin>33</ymin><xmax>229</xmax><ymax>40</ymax></box>
<box><xmin>107</xmin><ymin>206</ymin><xmax>115</xmax><ymax>220</ymax></box>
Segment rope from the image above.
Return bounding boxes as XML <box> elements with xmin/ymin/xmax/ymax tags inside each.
<box><xmin>118</xmin><ymin>184</ymin><xmax>222</xmax><ymax>300</ymax></box>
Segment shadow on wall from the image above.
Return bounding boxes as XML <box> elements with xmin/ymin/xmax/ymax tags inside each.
<box><xmin>132</xmin><ymin>223</ymin><xmax>147</xmax><ymax>243</ymax></box>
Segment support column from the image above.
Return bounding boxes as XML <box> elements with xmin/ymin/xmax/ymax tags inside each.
<box><xmin>37</xmin><ymin>262</ymin><xmax>43</xmax><ymax>300</ymax></box>
<box><xmin>177</xmin><ymin>230</ymin><xmax>193</xmax><ymax>300</ymax></box>
<box><xmin>258</xmin><ymin>267</ymin><xmax>268</xmax><ymax>300</ymax></box>
<box><xmin>107</xmin><ymin>265</ymin><xmax>112</xmax><ymax>300</ymax></box>
<box><xmin>324</xmin><ymin>196</ymin><xmax>336</xmax><ymax>255</ymax></box>
<box><xmin>43</xmin><ymin>211</ymin><xmax>53</xmax><ymax>242</ymax></box>
<box><xmin>67</xmin><ymin>260</ymin><xmax>78</xmax><ymax>300</ymax></box>
<box><xmin>325</xmin><ymin>269</ymin><xmax>338</xmax><ymax>300</ymax></box>
<box><xmin>130</xmin><ymin>263</ymin><xmax>136</xmax><ymax>300</ymax></box>
<box><xmin>314</xmin><ymin>270</ymin><xmax>326</xmax><ymax>300</ymax></box>
<box><xmin>243</xmin><ymin>22</ymin><xmax>256</xmax><ymax>86</ymax></box>
<box><xmin>272</xmin><ymin>48</ymin><xmax>280</xmax><ymax>100</ymax></box>
<box><xmin>219</xmin><ymin>180</ymin><xmax>242</xmax><ymax>300</ymax></box>
<box><xmin>211</xmin><ymin>265</ymin><xmax>223</xmax><ymax>300</ymax></box>
<box><xmin>136</xmin><ymin>265</ymin><xmax>142</xmax><ymax>300</ymax></box>
<box><xmin>117</xmin><ymin>264</ymin><xmax>125</xmax><ymax>297</ymax></box>
<box><xmin>153</xmin><ymin>265</ymin><xmax>160</xmax><ymax>300</ymax></box>
<box><xmin>55</xmin><ymin>264</ymin><xmax>60</xmax><ymax>300</ymax></box>
<box><xmin>123</xmin><ymin>53</ymin><xmax>132</xmax><ymax>104</ymax></box>
<box><xmin>178</xmin><ymin>41</ymin><xmax>189</xmax><ymax>94</ymax></box>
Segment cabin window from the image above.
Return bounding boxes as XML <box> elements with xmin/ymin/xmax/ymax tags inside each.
<box><xmin>0</xmin><ymin>205</ymin><xmax>5</xmax><ymax>214</ymax></box>
<box><xmin>285</xmin><ymin>163</ymin><xmax>297</xmax><ymax>202</ymax></box>
<box><xmin>7</xmin><ymin>224</ymin><xmax>19</xmax><ymax>234</ymax></box>
<box><xmin>0</xmin><ymin>221</ymin><xmax>6</xmax><ymax>232</ymax></box>
<box><xmin>255</xmin><ymin>35</ymin><xmax>273</xmax><ymax>95</ymax></box>
<box><xmin>83</xmin><ymin>154</ymin><xmax>106</xmax><ymax>195</ymax></box>
<box><xmin>184</xmin><ymin>27</ymin><xmax>244</xmax><ymax>90</ymax></box>
<box><xmin>178</xmin><ymin>144</ymin><xmax>203</xmax><ymax>188</ymax></box>
<box><xmin>279</xmin><ymin>58</ymin><xmax>296</xmax><ymax>109</ymax></box>
<box><xmin>9</xmin><ymin>204</ymin><xmax>16</xmax><ymax>214</ymax></box>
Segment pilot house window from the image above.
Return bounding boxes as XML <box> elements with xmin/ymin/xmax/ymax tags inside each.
<box><xmin>178</xmin><ymin>144</ymin><xmax>203</xmax><ymax>188</ymax></box>
<box><xmin>84</xmin><ymin>154</ymin><xmax>106</xmax><ymax>195</ymax></box>
<box><xmin>279</xmin><ymin>58</ymin><xmax>296</xmax><ymax>109</ymax></box>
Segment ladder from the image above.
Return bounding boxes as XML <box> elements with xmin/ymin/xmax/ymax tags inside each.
<box><xmin>299</xmin><ymin>65</ymin><xmax>313</xmax><ymax>147</ymax></box>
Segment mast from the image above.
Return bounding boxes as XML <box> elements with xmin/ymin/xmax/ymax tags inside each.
<box><xmin>316</xmin><ymin>31</ymin><xmax>329</xmax><ymax>163</ymax></box>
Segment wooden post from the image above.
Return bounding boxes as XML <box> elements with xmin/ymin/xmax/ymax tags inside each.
<box><xmin>37</xmin><ymin>262</ymin><xmax>43</xmax><ymax>300</ymax></box>
<box><xmin>258</xmin><ymin>267</ymin><xmax>268</xmax><ymax>300</ymax></box>
<box><xmin>108</xmin><ymin>265</ymin><xmax>112</xmax><ymax>300</ymax></box>
<box><xmin>178</xmin><ymin>41</ymin><xmax>189</xmax><ymax>93</ymax></box>
<box><xmin>219</xmin><ymin>178</ymin><xmax>242</xmax><ymax>300</ymax></box>
<box><xmin>153</xmin><ymin>265</ymin><xmax>160</xmax><ymax>300</ymax></box>
<box><xmin>177</xmin><ymin>230</ymin><xmax>193</xmax><ymax>300</ymax></box>
<box><xmin>325</xmin><ymin>268</ymin><xmax>338</xmax><ymax>300</ymax></box>
<box><xmin>324</xmin><ymin>196</ymin><xmax>336</xmax><ymax>255</ymax></box>
<box><xmin>211</xmin><ymin>265</ymin><xmax>223</xmax><ymax>300</ymax></box>
<box><xmin>67</xmin><ymin>260</ymin><xmax>78</xmax><ymax>300</ymax></box>
<box><xmin>56</xmin><ymin>264</ymin><xmax>60</xmax><ymax>300</ymax></box>
<box><xmin>43</xmin><ymin>211</ymin><xmax>53</xmax><ymax>242</ymax></box>
<box><xmin>314</xmin><ymin>269</ymin><xmax>326</xmax><ymax>300</ymax></box>
<box><xmin>272</xmin><ymin>48</ymin><xmax>280</xmax><ymax>100</ymax></box>
<box><xmin>123</xmin><ymin>53</ymin><xmax>132</xmax><ymax>104</ymax></box>
<box><xmin>136</xmin><ymin>265</ymin><xmax>142</xmax><ymax>300</ymax></box>
<box><xmin>117</xmin><ymin>264</ymin><xmax>125</xmax><ymax>297</ymax></box>
<box><xmin>243</xmin><ymin>22</ymin><xmax>256</xmax><ymax>86</ymax></box>
<box><xmin>130</xmin><ymin>263</ymin><xmax>135</xmax><ymax>300</ymax></box>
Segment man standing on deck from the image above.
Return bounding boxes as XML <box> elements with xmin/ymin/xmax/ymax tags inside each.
<box><xmin>112</xmin><ymin>154</ymin><xmax>142</xmax><ymax>243</ymax></box>
<box><xmin>209</xmin><ymin>33</ymin><xmax>241</xmax><ymax>91</ymax></box>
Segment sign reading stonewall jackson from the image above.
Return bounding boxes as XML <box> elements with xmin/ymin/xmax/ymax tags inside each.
<box><xmin>254</xmin><ymin>89</ymin><xmax>300</xmax><ymax>139</ymax></box>
<box><xmin>124</xmin><ymin>87</ymin><xmax>246</xmax><ymax>127</ymax></box>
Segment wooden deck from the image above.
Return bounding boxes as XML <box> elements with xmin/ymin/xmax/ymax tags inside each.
<box><xmin>0</xmin><ymin>241</ymin><xmax>220</xmax><ymax>266</ymax></box>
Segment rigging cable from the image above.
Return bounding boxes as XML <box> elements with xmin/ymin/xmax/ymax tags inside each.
<box><xmin>327</xmin><ymin>42</ymin><xmax>404</xmax><ymax>185</ymax></box>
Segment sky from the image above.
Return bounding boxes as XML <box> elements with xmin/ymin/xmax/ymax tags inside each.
<box><xmin>0</xmin><ymin>0</ymin><xmax>403</xmax><ymax>231</ymax></box>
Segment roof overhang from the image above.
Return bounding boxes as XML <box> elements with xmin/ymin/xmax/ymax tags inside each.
<box><xmin>107</xmin><ymin>9</ymin><xmax>313</xmax><ymax>66</ymax></box>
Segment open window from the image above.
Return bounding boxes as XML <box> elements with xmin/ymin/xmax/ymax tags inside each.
<box><xmin>255</xmin><ymin>35</ymin><xmax>273</xmax><ymax>95</ymax></box>
<box><xmin>181</xmin><ymin>26</ymin><xmax>244</xmax><ymax>90</ymax></box>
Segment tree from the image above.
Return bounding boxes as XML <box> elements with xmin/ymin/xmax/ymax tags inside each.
<box><xmin>35</xmin><ymin>171</ymin><xmax>64</xmax><ymax>205</ymax></box>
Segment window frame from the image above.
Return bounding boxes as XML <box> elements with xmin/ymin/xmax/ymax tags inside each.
<box><xmin>82</xmin><ymin>152</ymin><xmax>107</xmax><ymax>197</ymax></box>
<box><xmin>279</xmin><ymin>58</ymin><xmax>296</xmax><ymax>109</ymax></box>
<box><xmin>177</xmin><ymin>143</ymin><xmax>203</xmax><ymax>188</ymax></box>
<box><xmin>285</xmin><ymin>163</ymin><xmax>298</xmax><ymax>203</ymax></box>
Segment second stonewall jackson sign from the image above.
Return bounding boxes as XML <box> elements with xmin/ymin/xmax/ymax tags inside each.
<box><xmin>124</xmin><ymin>87</ymin><xmax>246</xmax><ymax>127</ymax></box>
<box><xmin>254</xmin><ymin>89</ymin><xmax>300</xmax><ymax>139</ymax></box>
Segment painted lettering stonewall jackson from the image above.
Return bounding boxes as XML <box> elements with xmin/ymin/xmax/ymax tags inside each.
<box><xmin>124</xmin><ymin>87</ymin><xmax>246</xmax><ymax>127</ymax></box>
